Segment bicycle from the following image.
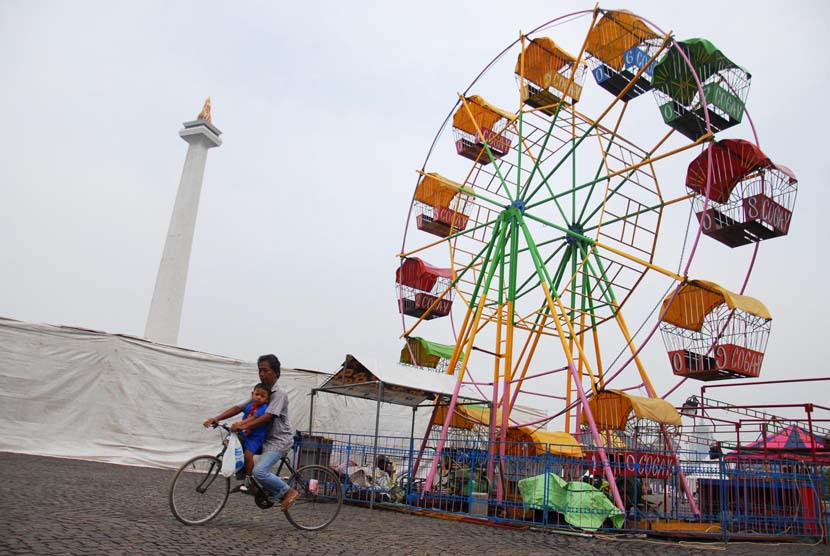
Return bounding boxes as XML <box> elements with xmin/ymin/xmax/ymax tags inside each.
<box><xmin>168</xmin><ymin>424</ymin><xmax>343</xmax><ymax>530</ymax></box>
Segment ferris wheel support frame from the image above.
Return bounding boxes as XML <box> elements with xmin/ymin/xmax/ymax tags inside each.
<box><xmin>407</xmin><ymin>9</ymin><xmax>772</xmax><ymax>518</ymax></box>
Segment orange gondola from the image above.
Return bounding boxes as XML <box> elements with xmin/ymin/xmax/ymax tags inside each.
<box><xmin>412</xmin><ymin>173</ymin><xmax>473</xmax><ymax>238</ymax></box>
<box><xmin>515</xmin><ymin>37</ymin><xmax>587</xmax><ymax>114</ymax></box>
<box><xmin>586</xmin><ymin>10</ymin><xmax>662</xmax><ymax>102</ymax></box>
<box><xmin>451</xmin><ymin>96</ymin><xmax>515</xmax><ymax>165</ymax></box>
<box><xmin>659</xmin><ymin>280</ymin><xmax>771</xmax><ymax>381</ymax></box>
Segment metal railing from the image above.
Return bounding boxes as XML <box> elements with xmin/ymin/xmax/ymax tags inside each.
<box><xmin>294</xmin><ymin>431</ymin><xmax>828</xmax><ymax>542</ymax></box>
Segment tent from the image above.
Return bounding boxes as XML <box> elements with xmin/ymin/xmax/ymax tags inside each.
<box><xmin>432</xmin><ymin>404</ymin><xmax>581</xmax><ymax>457</ymax></box>
<box><xmin>309</xmin><ymin>354</ymin><xmax>488</xmax><ymax>507</ymax></box>
<box><xmin>0</xmin><ymin>318</ymin><xmax>426</xmax><ymax>468</ymax></box>
<box><xmin>727</xmin><ymin>424</ymin><xmax>830</xmax><ymax>463</ymax></box>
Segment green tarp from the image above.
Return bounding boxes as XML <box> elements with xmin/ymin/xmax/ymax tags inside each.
<box><xmin>410</xmin><ymin>337</ymin><xmax>462</xmax><ymax>360</ymax></box>
<box><xmin>400</xmin><ymin>337</ymin><xmax>464</xmax><ymax>368</ymax></box>
<box><xmin>517</xmin><ymin>473</ymin><xmax>625</xmax><ymax>531</ymax></box>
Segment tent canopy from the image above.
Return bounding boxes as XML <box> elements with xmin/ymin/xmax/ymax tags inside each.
<box><xmin>317</xmin><ymin>354</ymin><xmax>486</xmax><ymax>407</ymax></box>
<box><xmin>581</xmin><ymin>389</ymin><xmax>681</xmax><ymax>430</ymax></box>
<box><xmin>509</xmin><ymin>428</ymin><xmax>584</xmax><ymax>458</ymax></box>
<box><xmin>586</xmin><ymin>10</ymin><xmax>659</xmax><ymax>70</ymax></box>
<box><xmin>661</xmin><ymin>279</ymin><xmax>771</xmax><ymax>332</ymax></box>
<box><xmin>516</xmin><ymin>37</ymin><xmax>582</xmax><ymax>88</ymax></box>
<box><xmin>652</xmin><ymin>38</ymin><xmax>746</xmax><ymax>105</ymax></box>
<box><xmin>728</xmin><ymin>423</ymin><xmax>830</xmax><ymax>461</ymax></box>
<box><xmin>685</xmin><ymin>139</ymin><xmax>773</xmax><ymax>203</ymax></box>
<box><xmin>452</xmin><ymin>95</ymin><xmax>515</xmax><ymax>136</ymax></box>
<box><xmin>399</xmin><ymin>336</ymin><xmax>461</xmax><ymax>368</ymax></box>
<box><xmin>414</xmin><ymin>172</ymin><xmax>473</xmax><ymax>208</ymax></box>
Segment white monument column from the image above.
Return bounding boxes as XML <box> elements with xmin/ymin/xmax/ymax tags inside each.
<box><xmin>145</xmin><ymin>98</ymin><xmax>222</xmax><ymax>345</ymax></box>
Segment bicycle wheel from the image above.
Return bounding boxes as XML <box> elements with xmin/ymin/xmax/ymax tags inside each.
<box><xmin>168</xmin><ymin>455</ymin><xmax>230</xmax><ymax>525</ymax></box>
<box><xmin>283</xmin><ymin>464</ymin><xmax>343</xmax><ymax>531</ymax></box>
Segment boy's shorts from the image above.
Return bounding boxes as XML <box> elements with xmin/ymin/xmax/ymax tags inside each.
<box><xmin>242</xmin><ymin>434</ymin><xmax>264</xmax><ymax>455</ymax></box>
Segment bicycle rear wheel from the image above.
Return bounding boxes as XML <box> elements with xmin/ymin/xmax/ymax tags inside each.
<box><xmin>284</xmin><ymin>464</ymin><xmax>343</xmax><ymax>531</ymax></box>
<box><xmin>168</xmin><ymin>455</ymin><xmax>230</xmax><ymax>525</ymax></box>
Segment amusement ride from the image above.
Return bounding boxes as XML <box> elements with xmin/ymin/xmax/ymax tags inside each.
<box><xmin>394</xmin><ymin>7</ymin><xmax>800</xmax><ymax>515</ymax></box>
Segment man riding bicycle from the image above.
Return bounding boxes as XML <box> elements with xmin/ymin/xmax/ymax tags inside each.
<box><xmin>203</xmin><ymin>354</ymin><xmax>299</xmax><ymax>511</ymax></box>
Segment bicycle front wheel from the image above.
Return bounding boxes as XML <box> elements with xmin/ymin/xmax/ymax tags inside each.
<box><xmin>168</xmin><ymin>455</ymin><xmax>230</xmax><ymax>525</ymax></box>
<box><xmin>284</xmin><ymin>464</ymin><xmax>343</xmax><ymax>531</ymax></box>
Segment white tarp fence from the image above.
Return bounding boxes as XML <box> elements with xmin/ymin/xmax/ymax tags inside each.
<box><xmin>0</xmin><ymin>318</ymin><xmax>434</xmax><ymax>468</ymax></box>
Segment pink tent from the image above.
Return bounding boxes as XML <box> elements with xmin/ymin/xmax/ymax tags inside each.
<box><xmin>727</xmin><ymin>424</ymin><xmax>830</xmax><ymax>463</ymax></box>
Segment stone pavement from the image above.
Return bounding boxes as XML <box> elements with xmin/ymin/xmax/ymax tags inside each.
<box><xmin>0</xmin><ymin>452</ymin><xmax>827</xmax><ymax>556</ymax></box>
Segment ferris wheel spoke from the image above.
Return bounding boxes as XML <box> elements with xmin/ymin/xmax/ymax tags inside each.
<box><xmin>575</xmin><ymin>103</ymin><xmax>648</xmax><ymax>223</ymax></box>
<box><xmin>523</xmin><ymin>107</ymin><xmax>633</xmax><ymax>210</ymax></box>
<box><xmin>517</xmin><ymin>105</ymin><xmax>565</xmax><ymax>200</ymax></box>
<box><xmin>513</xmin><ymin>241</ymin><xmax>570</xmax><ymax>301</ymax></box>
<box><xmin>576</xmin><ymin>110</ymin><xmax>634</xmax><ymax>223</ymax></box>
<box><xmin>463</xmin><ymin>217</ymin><xmax>507</xmax><ymax>305</ymax></box>
<box><xmin>551</xmin><ymin>243</ymin><xmax>617</xmax><ymax>330</ymax></box>
<box><xmin>593</xmin><ymin>236</ymin><xmax>683</xmax><ymax>282</ymax></box>
<box><xmin>582</xmin><ymin>198</ymin><xmax>662</xmax><ymax>237</ymax></box>
<box><xmin>524</xmin><ymin>119</ymin><xmax>599</xmax><ymax>207</ymax></box>
<box><xmin>577</xmin><ymin>243</ymin><xmax>662</xmax><ymax>392</ymax></box>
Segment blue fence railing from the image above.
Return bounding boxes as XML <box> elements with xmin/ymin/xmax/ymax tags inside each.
<box><xmin>293</xmin><ymin>431</ymin><xmax>828</xmax><ymax>541</ymax></box>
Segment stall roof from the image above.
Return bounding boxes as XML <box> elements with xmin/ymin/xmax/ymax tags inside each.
<box><xmin>316</xmin><ymin>354</ymin><xmax>487</xmax><ymax>407</ymax></box>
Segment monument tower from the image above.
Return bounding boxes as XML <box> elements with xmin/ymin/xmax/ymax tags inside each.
<box><xmin>145</xmin><ymin>99</ymin><xmax>222</xmax><ymax>345</ymax></box>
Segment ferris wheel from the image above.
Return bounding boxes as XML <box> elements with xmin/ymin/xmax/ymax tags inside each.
<box><xmin>395</xmin><ymin>8</ymin><xmax>799</xmax><ymax>511</ymax></box>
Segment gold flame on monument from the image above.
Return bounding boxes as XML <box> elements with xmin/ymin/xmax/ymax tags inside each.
<box><xmin>197</xmin><ymin>97</ymin><xmax>212</xmax><ymax>123</ymax></box>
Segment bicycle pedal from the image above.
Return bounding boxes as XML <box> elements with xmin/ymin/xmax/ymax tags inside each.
<box><xmin>254</xmin><ymin>491</ymin><xmax>275</xmax><ymax>509</ymax></box>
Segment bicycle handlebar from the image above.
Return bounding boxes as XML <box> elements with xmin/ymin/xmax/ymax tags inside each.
<box><xmin>212</xmin><ymin>423</ymin><xmax>302</xmax><ymax>449</ymax></box>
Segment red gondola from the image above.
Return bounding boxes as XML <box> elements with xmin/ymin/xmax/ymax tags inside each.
<box><xmin>396</xmin><ymin>257</ymin><xmax>453</xmax><ymax>319</ymax></box>
<box><xmin>686</xmin><ymin>139</ymin><xmax>798</xmax><ymax>247</ymax></box>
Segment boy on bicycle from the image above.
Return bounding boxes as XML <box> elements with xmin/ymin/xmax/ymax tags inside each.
<box><xmin>233</xmin><ymin>382</ymin><xmax>270</xmax><ymax>490</ymax></box>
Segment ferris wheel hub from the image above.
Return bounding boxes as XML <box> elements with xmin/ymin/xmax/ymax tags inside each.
<box><xmin>566</xmin><ymin>224</ymin><xmax>586</xmax><ymax>246</ymax></box>
<box><xmin>509</xmin><ymin>199</ymin><xmax>526</xmax><ymax>214</ymax></box>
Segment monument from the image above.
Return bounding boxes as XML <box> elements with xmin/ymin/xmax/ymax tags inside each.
<box><xmin>145</xmin><ymin>99</ymin><xmax>222</xmax><ymax>345</ymax></box>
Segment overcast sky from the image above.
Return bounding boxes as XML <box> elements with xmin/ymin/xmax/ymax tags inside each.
<box><xmin>2</xmin><ymin>1</ymin><xmax>828</xmax><ymax>422</ymax></box>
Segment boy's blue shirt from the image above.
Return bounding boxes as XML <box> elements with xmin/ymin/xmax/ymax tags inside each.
<box><xmin>242</xmin><ymin>402</ymin><xmax>269</xmax><ymax>447</ymax></box>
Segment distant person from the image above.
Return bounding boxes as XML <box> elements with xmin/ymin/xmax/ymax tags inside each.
<box><xmin>203</xmin><ymin>354</ymin><xmax>299</xmax><ymax>510</ymax></box>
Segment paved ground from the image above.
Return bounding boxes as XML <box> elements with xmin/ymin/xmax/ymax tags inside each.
<box><xmin>0</xmin><ymin>452</ymin><xmax>827</xmax><ymax>556</ymax></box>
